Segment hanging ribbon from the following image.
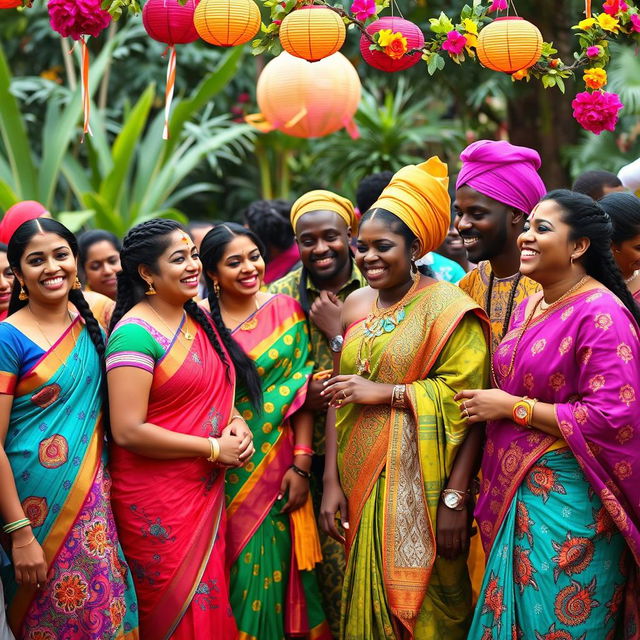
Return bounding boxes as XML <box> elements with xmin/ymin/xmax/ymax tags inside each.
<box><xmin>163</xmin><ymin>45</ymin><xmax>177</xmax><ymax>140</ymax></box>
<box><xmin>80</xmin><ymin>37</ymin><xmax>92</xmax><ymax>141</ymax></box>
<box><xmin>585</xmin><ymin>0</ymin><xmax>591</xmax><ymax>18</ymax></box>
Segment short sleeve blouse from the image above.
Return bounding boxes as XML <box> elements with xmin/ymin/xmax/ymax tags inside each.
<box><xmin>0</xmin><ymin>322</ymin><xmax>45</xmax><ymax>395</ymax></box>
<box><xmin>105</xmin><ymin>318</ymin><xmax>170</xmax><ymax>374</ymax></box>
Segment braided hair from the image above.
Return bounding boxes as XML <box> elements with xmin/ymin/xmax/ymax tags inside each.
<box><xmin>599</xmin><ymin>191</ymin><xmax>640</xmax><ymax>245</ymax></box>
<box><xmin>543</xmin><ymin>189</ymin><xmax>640</xmax><ymax>325</ymax></box>
<box><xmin>199</xmin><ymin>223</ymin><xmax>263</xmax><ymax>410</ymax></box>
<box><xmin>6</xmin><ymin>219</ymin><xmax>109</xmax><ymax>426</ymax></box>
<box><xmin>110</xmin><ymin>219</ymin><xmax>262</xmax><ymax>406</ymax></box>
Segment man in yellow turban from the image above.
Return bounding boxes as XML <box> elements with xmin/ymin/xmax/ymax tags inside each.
<box><xmin>268</xmin><ymin>187</ymin><xmax>366</xmax><ymax>636</ymax></box>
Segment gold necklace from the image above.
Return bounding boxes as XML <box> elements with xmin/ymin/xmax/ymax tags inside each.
<box><xmin>491</xmin><ymin>275</ymin><xmax>590</xmax><ymax>385</ymax></box>
<box><xmin>220</xmin><ymin>297</ymin><xmax>260</xmax><ymax>332</ymax></box>
<box><xmin>28</xmin><ymin>307</ymin><xmax>78</xmax><ymax>383</ymax></box>
<box><xmin>146</xmin><ymin>303</ymin><xmax>194</xmax><ymax>341</ymax></box>
<box><xmin>355</xmin><ymin>275</ymin><xmax>420</xmax><ymax>375</ymax></box>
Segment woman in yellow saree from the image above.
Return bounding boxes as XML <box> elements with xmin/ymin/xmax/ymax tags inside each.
<box><xmin>322</xmin><ymin>158</ymin><xmax>489</xmax><ymax>640</ymax></box>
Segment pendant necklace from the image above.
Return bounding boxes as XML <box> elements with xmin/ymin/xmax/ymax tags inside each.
<box><xmin>355</xmin><ymin>275</ymin><xmax>420</xmax><ymax>375</ymax></box>
<box><xmin>221</xmin><ymin>297</ymin><xmax>260</xmax><ymax>332</ymax></box>
<box><xmin>147</xmin><ymin>304</ymin><xmax>194</xmax><ymax>341</ymax></box>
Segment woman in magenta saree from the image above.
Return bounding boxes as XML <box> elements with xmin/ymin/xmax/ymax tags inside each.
<box><xmin>106</xmin><ymin>220</ymin><xmax>258</xmax><ymax>640</ymax></box>
<box><xmin>459</xmin><ymin>191</ymin><xmax>640</xmax><ymax>640</ymax></box>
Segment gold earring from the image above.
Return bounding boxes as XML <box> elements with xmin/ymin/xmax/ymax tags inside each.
<box><xmin>72</xmin><ymin>276</ymin><xmax>82</xmax><ymax>290</ymax></box>
<box><xmin>18</xmin><ymin>284</ymin><xmax>28</xmax><ymax>301</ymax></box>
<box><xmin>213</xmin><ymin>282</ymin><xmax>220</xmax><ymax>297</ymax></box>
<box><xmin>570</xmin><ymin>256</ymin><xmax>575</xmax><ymax>265</ymax></box>
<box><xmin>145</xmin><ymin>282</ymin><xmax>156</xmax><ymax>296</ymax></box>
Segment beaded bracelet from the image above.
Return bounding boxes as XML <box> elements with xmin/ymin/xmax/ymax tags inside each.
<box><xmin>290</xmin><ymin>464</ymin><xmax>312</xmax><ymax>480</ymax></box>
<box><xmin>3</xmin><ymin>518</ymin><xmax>31</xmax><ymax>534</ymax></box>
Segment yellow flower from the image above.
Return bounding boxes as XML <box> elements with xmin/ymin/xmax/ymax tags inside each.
<box><xmin>511</xmin><ymin>68</ymin><xmax>530</xmax><ymax>81</ymax></box>
<box><xmin>461</xmin><ymin>18</ymin><xmax>478</xmax><ymax>35</ymax></box>
<box><xmin>383</xmin><ymin>32</ymin><xmax>408</xmax><ymax>60</ymax></box>
<box><xmin>464</xmin><ymin>33</ymin><xmax>478</xmax><ymax>50</ymax></box>
<box><xmin>376</xmin><ymin>28</ymin><xmax>394</xmax><ymax>46</ymax></box>
<box><xmin>583</xmin><ymin>67</ymin><xmax>607</xmax><ymax>89</ymax></box>
<box><xmin>597</xmin><ymin>13</ymin><xmax>619</xmax><ymax>32</ymax></box>
<box><xmin>576</xmin><ymin>17</ymin><xmax>596</xmax><ymax>29</ymax></box>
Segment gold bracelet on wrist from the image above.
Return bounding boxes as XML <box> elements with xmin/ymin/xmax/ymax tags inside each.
<box><xmin>207</xmin><ymin>436</ymin><xmax>220</xmax><ymax>463</ymax></box>
<box><xmin>391</xmin><ymin>384</ymin><xmax>407</xmax><ymax>409</ymax></box>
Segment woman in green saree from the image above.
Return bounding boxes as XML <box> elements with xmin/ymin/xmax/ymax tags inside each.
<box><xmin>322</xmin><ymin>158</ymin><xmax>489</xmax><ymax>640</ymax></box>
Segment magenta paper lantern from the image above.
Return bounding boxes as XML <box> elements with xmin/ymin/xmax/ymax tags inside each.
<box><xmin>360</xmin><ymin>16</ymin><xmax>424</xmax><ymax>73</ymax></box>
<box><xmin>142</xmin><ymin>0</ymin><xmax>199</xmax><ymax>45</ymax></box>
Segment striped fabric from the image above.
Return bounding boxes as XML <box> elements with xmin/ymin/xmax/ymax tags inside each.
<box><xmin>106</xmin><ymin>351</ymin><xmax>155</xmax><ymax>374</ymax></box>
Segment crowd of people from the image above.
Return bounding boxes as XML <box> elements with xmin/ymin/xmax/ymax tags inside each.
<box><xmin>0</xmin><ymin>140</ymin><xmax>639</xmax><ymax>640</ymax></box>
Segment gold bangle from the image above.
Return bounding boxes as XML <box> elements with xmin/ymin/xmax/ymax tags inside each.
<box><xmin>207</xmin><ymin>437</ymin><xmax>220</xmax><ymax>463</ymax></box>
<box><xmin>12</xmin><ymin>535</ymin><xmax>35</xmax><ymax>550</ymax></box>
<box><xmin>391</xmin><ymin>384</ymin><xmax>407</xmax><ymax>409</ymax></box>
<box><xmin>524</xmin><ymin>397</ymin><xmax>538</xmax><ymax>428</ymax></box>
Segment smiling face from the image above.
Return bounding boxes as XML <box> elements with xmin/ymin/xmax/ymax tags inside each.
<box><xmin>138</xmin><ymin>230</ymin><xmax>201</xmax><ymax>304</ymax></box>
<box><xmin>295</xmin><ymin>210</ymin><xmax>352</xmax><ymax>283</ymax></box>
<box><xmin>517</xmin><ymin>199</ymin><xmax>589</xmax><ymax>284</ymax></box>
<box><xmin>209</xmin><ymin>234</ymin><xmax>265</xmax><ymax>300</ymax></box>
<box><xmin>613</xmin><ymin>232</ymin><xmax>640</xmax><ymax>280</ymax></box>
<box><xmin>355</xmin><ymin>215</ymin><xmax>418</xmax><ymax>290</ymax></box>
<box><xmin>454</xmin><ymin>185</ymin><xmax>517</xmax><ymax>263</ymax></box>
<box><xmin>0</xmin><ymin>251</ymin><xmax>14</xmax><ymax>313</ymax></box>
<box><xmin>15</xmin><ymin>232</ymin><xmax>77</xmax><ymax>305</ymax></box>
<box><xmin>83</xmin><ymin>239</ymin><xmax>121</xmax><ymax>299</ymax></box>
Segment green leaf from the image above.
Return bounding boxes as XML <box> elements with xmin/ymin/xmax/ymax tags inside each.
<box><xmin>460</xmin><ymin>5</ymin><xmax>472</xmax><ymax>20</ymax></box>
<box><xmin>436</xmin><ymin>54</ymin><xmax>445</xmax><ymax>70</ymax></box>
<box><xmin>56</xmin><ymin>209</ymin><xmax>96</xmax><ymax>232</ymax></box>
<box><xmin>0</xmin><ymin>181</ymin><xmax>18</xmax><ymax>212</ymax></box>
<box><xmin>556</xmin><ymin>76</ymin><xmax>566</xmax><ymax>93</ymax></box>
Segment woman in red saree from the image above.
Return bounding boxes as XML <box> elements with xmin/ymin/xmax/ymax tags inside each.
<box><xmin>105</xmin><ymin>219</ymin><xmax>261</xmax><ymax>640</ymax></box>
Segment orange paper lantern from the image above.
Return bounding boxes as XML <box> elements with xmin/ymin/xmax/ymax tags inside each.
<box><xmin>0</xmin><ymin>0</ymin><xmax>21</xmax><ymax>7</ymax></box>
<box><xmin>254</xmin><ymin>51</ymin><xmax>360</xmax><ymax>138</ymax></box>
<box><xmin>279</xmin><ymin>5</ymin><xmax>346</xmax><ymax>62</ymax></box>
<box><xmin>194</xmin><ymin>0</ymin><xmax>261</xmax><ymax>47</ymax></box>
<box><xmin>477</xmin><ymin>17</ymin><xmax>542</xmax><ymax>74</ymax></box>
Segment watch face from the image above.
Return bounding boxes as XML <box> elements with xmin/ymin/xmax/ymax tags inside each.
<box><xmin>443</xmin><ymin>492</ymin><xmax>462</xmax><ymax>509</ymax></box>
<box><xmin>515</xmin><ymin>405</ymin><xmax>528</xmax><ymax>420</ymax></box>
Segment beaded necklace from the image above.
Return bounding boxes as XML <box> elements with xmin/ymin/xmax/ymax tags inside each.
<box><xmin>485</xmin><ymin>269</ymin><xmax>522</xmax><ymax>343</ymax></box>
<box><xmin>355</xmin><ymin>275</ymin><xmax>420</xmax><ymax>375</ymax></box>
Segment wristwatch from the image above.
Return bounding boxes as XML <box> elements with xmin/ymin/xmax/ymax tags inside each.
<box><xmin>441</xmin><ymin>489</ymin><xmax>468</xmax><ymax>511</ymax></box>
<box><xmin>329</xmin><ymin>335</ymin><xmax>344</xmax><ymax>353</ymax></box>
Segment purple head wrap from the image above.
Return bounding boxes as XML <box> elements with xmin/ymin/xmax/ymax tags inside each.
<box><xmin>455</xmin><ymin>140</ymin><xmax>547</xmax><ymax>215</ymax></box>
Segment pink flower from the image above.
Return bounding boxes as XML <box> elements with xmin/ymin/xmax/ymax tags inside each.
<box><xmin>572</xmin><ymin>90</ymin><xmax>623</xmax><ymax>135</ymax></box>
<box><xmin>488</xmin><ymin>0</ymin><xmax>508</xmax><ymax>12</ymax></box>
<box><xmin>48</xmin><ymin>0</ymin><xmax>111</xmax><ymax>40</ymax></box>
<box><xmin>630</xmin><ymin>14</ymin><xmax>640</xmax><ymax>32</ymax></box>
<box><xmin>441</xmin><ymin>30</ymin><xmax>467</xmax><ymax>55</ymax></box>
<box><xmin>602</xmin><ymin>0</ymin><xmax>628</xmax><ymax>15</ymax></box>
<box><xmin>586</xmin><ymin>45</ymin><xmax>601</xmax><ymax>58</ymax></box>
<box><xmin>350</xmin><ymin>0</ymin><xmax>376</xmax><ymax>21</ymax></box>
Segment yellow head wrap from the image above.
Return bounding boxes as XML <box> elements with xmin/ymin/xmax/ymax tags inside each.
<box><xmin>369</xmin><ymin>156</ymin><xmax>450</xmax><ymax>255</ymax></box>
<box><xmin>290</xmin><ymin>189</ymin><xmax>357</xmax><ymax>233</ymax></box>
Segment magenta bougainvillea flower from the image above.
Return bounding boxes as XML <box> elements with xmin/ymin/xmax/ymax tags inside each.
<box><xmin>586</xmin><ymin>45</ymin><xmax>601</xmax><ymax>58</ymax></box>
<box><xmin>48</xmin><ymin>0</ymin><xmax>111</xmax><ymax>41</ymax></box>
<box><xmin>572</xmin><ymin>90</ymin><xmax>623</xmax><ymax>134</ymax></box>
<box><xmin>630</xmin><ymin>13</ymin><xmax>640</xmax><ymax>32</ymax></box>
<box><xmin>488</xmin><ymin>0</ymin><xmax>508</xmax><ymax>12</ymax></box>
<box><xmin>350</xmin><ymin>0</ymin><xmax>377</xmax><ymax>22</ymax></box>
<box><xmin>602</xmin><ymin>0</ymin><xmax>628</xmax><ymax>16</ymax></box>
<box><xmin>441</xmin><ymin>30</ymin><xmax>467</xmax><ymax>55</ymax></box>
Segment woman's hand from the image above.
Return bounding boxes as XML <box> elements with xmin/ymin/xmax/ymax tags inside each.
<box><xmin>278</xmin><ymin>469</ymin><xmax>309</xmax><ymax>514</ymax></box>
<box><xmin>322</xmin><ymin>375</ymin><xmax>392</xmax><ymax>408</ymax></box>
<box><xmin>217</xmin><ymin>431</ymin><xmax>254</xmax><ymax>467</ymax></box>
<box><xmin>454</xmin><ymin>389</ymin><xmax>516</xmax><ymax>424</ymax></box>
<box><xmin>12</xmin><ymin>529</ymin><xmax>47</xmax><ymax>587</ymax></box>
<box><xmin>320</xmin><ymin>478</ymin><xmax>349</xmax><ymax>544</ymax></box>
<box><xmin>304</xmin><ymin>378</ymin><xmax>330</xmax><ymax>412</ymax></box>
<box><xmin>436</xmin><ymin>501</ymin><xmax>471</xmax><ymax>561</ymax></box>
<box><xmin>223</xmin><ymin>416</ymin><xmax>253</xmax><ymax>442</ymax></box>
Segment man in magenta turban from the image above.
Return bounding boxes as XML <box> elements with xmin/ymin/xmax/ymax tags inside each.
<box><xmin>454</xmin><ymin>140</ymin><xmax>547</xmax><ymax>599</ymax></box>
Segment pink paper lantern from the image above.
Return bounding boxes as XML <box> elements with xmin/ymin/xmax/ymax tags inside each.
<box><xmin>142</xmin><ymin>0</ymin><xmax>199</xmax><ymax>45</ymax></box>
<box><xmin>255</xmin><ymin>51</ymin><xmax>361</xmax><ymax>139</ymax></box>
<box><xmin>360</xmin><ymin>16</ymin><xmax>424</xmax><ymax>73</ymax></box>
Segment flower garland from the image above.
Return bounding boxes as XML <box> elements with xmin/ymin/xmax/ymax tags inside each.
<box><xmin>10</xmin><ymin>0</ymin><xmax>640</xmax><ymax>133</ymax></box>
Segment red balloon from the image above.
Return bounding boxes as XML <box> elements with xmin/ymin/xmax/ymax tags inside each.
<box><xmin>142</xmin><ymin>0</ymin><xmax>200</xmax><ymax>45</ymax></box>
<box><xmin>360</xmin><ymin>16</ymin><xmax>424</xmax><ymax>73</ymax></box>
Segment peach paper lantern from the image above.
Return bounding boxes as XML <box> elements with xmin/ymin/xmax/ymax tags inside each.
<box><xmin>360</xmin><ymin>16</ymin><xmax>424</xmax><ymax>73</ymax></box>
<box><xmin>254</xmin><ymin>51</ymin><xmax>361</xmax><ymax>139</ymax></box>
<box><xmin>194</xmin><ymin>0</ymin><xmax>261</xmax><ymax>47</ymax></box>
<box><xmin>477</xmin><ymin>16</ymin><xmax>542</xmax><ymax>74</ymax></box>
<box><xmin>279</xmin><ymin>6</ymin><xmax>346</xmax><ymax>62</ymax></box>
<box><xmin>0</xmin><ymin>1</ymin><xmax>22</xmax><ymax>8</ymax></box>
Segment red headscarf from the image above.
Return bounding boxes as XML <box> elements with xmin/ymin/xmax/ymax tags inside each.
<box><xmin>0</xmin><ymin>201</ymin><xmax>49</xmax><ymax>244</ymax></box>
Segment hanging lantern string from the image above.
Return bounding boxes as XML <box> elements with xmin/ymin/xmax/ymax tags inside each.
<box><xmin>163</xmin><ymin>45</ymin><xmax>177</xmax><ymax>140</ymax></box>
<box><xmin>585</xmin><ymin>0</ymin><xmax>591</xmax><ymax>18</ymax></box>
<box><xmin>80</xmin><ymin>36</ymin><xmax>93</xmax><ymax>141</ymax></box>
<box><xmin>508</xmin><ymin>0</ymin><xmax>519</xmax><ymax>17</ymax></box>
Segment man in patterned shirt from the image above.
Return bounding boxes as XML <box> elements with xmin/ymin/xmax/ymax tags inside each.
<box><xmin>269</xmin><ymin>189</ymin><xmax>365</xmax><ymax>636</ymax></box>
